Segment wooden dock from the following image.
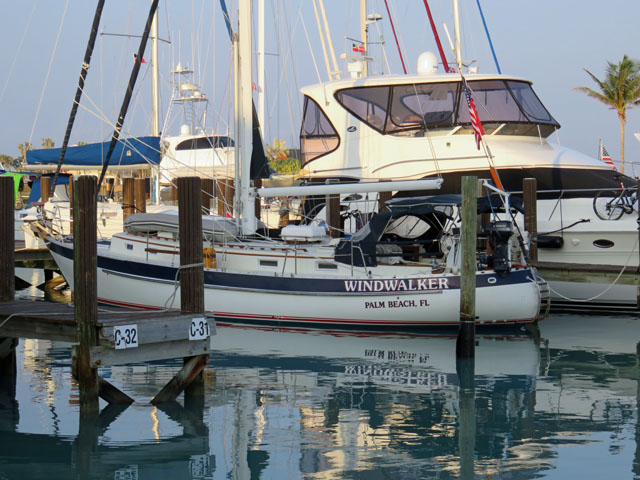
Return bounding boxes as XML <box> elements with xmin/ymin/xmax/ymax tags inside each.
<box><xmin>0</xmin><ymin>300</ymin><xmax>213</xmax><ymax>366</ymax></box>
<box><xmin>1</xmin><ymin>175</ymin><xmax>212</xmax><ymax>413</ymax></box>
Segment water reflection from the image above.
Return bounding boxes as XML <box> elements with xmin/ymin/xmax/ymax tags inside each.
<box><xmin>0</xmin><ymin>314</ymin><xmax>638</xmax><ymax>479</ymax></box>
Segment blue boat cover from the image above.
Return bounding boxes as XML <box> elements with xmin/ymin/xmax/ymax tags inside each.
<box><xmin>26</xmin><ymin>136</ymin><xmax>161</xmax><ymax>167</ymax></box>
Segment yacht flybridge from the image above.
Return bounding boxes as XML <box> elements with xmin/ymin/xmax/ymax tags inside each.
<box><xmin>298</xmin><ymin>72</ymin><xmax>626</xmax><ymax>192</ymax></box>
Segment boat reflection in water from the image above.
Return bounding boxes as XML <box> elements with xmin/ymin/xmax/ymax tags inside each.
<box><xmin>0</xmin><ymin>315</ymin><xmax>638</xmax><ymax>479</ymax></box>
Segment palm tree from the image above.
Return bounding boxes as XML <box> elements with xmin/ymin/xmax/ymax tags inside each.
<box><xmin>17</xmin><ymin>141</ymin><xmax>33</xmax><ymax>167</ymax></box>
<box><xmin>574</xmin><ymin>55</ymin><xmax>640</xmax><ymax>175</ymax></box>
<box><xmin>41</xmin><ymin>137</ymin><xmax>55</xmax><ymax>149</ymax></box>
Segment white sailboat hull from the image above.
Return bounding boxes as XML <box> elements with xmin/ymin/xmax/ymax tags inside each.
<box><xmin>48</xmin><ymin>237</ymin><xmax>547</xmax><ymax>330</ymax></box>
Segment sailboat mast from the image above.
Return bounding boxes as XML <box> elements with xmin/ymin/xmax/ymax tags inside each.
<box><xmin>151</xmin><ymin>3</ymin><xmax>160</xmax><ymax>136</ymax></box>
<box><xmin>257</xmin><ymin>0</ymin><xmax>265</xmax><ymax>130</ymax></box>
<box><xmin>151</xmin><ymin>3</ymin><xmax>160</xmax><ymax>206</ymax></box>
<box><xmin>452</xmin><ymin>0</ymin><xmax>462</xmax><ymax>71</ymax></box>
<box><xmin>236</xmin><ymin>0</ymin><xmax>257</xmax><ymax>235</ymax></box>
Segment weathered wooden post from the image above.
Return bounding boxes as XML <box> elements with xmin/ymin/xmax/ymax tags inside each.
<box><xmin>216</xmin><ymin>179</ymin><xmax>226</xmax><ymax>217</ymax></box>
<box><xmin>0</xmin><ymin>176</ymin><xmax>14</xmax><ymax>301</ymax></box>
<box><xmin>378</xmin><ymin>190</ymin><xmax>392</xmax><ymax>212</ymax></box>
<box><xmin>217</xmin><ymin>179</ymin><xmax>234</xmax><ymax>217</ymax></box>
<box><xmin>178</xmin><ymin>176</ymin><xmax>204</xmax><ymax>314</ymax></box>
<box><xmin>40</xmin><ymin>175</ymin><xmax>51</xmax><ymax>202</ymax></box>
<box><xmin>134</xmin><ymin>177</ymin><xmax>147</xmax><ymax>214</ymax></box>
<box><xmin>523</xmin><ymin>178</ymin><xmax>538</xmax><ymax>263</ymax></box>
<box><xmin>326</xmin><ymin>179</ymin><xmax>341</xmax><ymax>238</ymax></box>
<box><xmin>202</xmin><ymin>178</ymin><xmax>214</xmax><ymax>215</ymax></box>
<box><xmin>151</xmin><ymin>177</ymin><xmax>208</xmax><ymax>407</ymax></box>
<box><xmin>73</xmin><ymin>175</ymin><xmax>99</xmax><ymax>415</ymax></box>
<box><xmin>457</xmin><ymin>176</ymin><xmax>477</xmax><ymax>358</ymax></box>
<box><xmin>0</xmin><ymin>176</ymin><xmax>17</xmax><ymax>394</ymax></box>
<box><xmin>122</xmin><ymin>177</ymin><xmax>135</xmax><ymax>224</ymax></box>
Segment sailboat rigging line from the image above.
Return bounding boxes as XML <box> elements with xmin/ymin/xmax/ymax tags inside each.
<box><xmin>422</xmin><ymin>0</ymin><xmax>450</xmax><ymax>73</ymax></box>
<box><xmin>311</xmin><ymin>0</ymin><xmax>334</xmax><ymax>81</ymax></box>
<box><xmin>281</xmin><ymin>0</ymin><xmax>303</xmax><ymax>124</ymax></box>
<box><xmin>318</xmin><ymin>0</ymin><xmax>340</xmax><ymax>79</ymax></box>
<box><xmin>97</xmin><ymin>0</ymin><xmax>160</xmax><ymax>193</ymax></box>
<box><xmin>99</xmin><ymin>32</ymin><xmax>171</xmax><ymax>44</ymax></box>
<box><xmin>383</xmin><ymin>0</ymin><xmax>407</xmax><ymax>74</ymax></box>
<box><xmin>53</xmin><ymin>0</ymin><xmax>105</xmax><ymax>197</ymax></box>
<box><xmin>29</xmin><ymin>0</ymin><xmax>70</xmax><ymax>148</ymax></box>
<box><xmin>0</xmin><ymin>1</ymin><xmax>37</xmax><ymax>104</ymax></box>
<box><xmin>300</xmin><ymin>12</ymin><xmax>324</xmax><ymax>86</ymax></box>
<box><xmin>475</xmin><ymin>0</ymin><xmax>501</xmax><ymax>74</ymax></box>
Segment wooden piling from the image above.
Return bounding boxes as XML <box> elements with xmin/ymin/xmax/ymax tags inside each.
<box><xmin>216</xmin><ymin>179</ymin><xmax>235</xmax><ymax>218</ymax></box>
<box><xmin>202</xmin><ymin>178</ymin><xmax>214</xmax><ymax>215</ymax></box>
<box><xmin>0</xmin><ymin>176</ymin><xmax>14</xmax><ymax>301</ymax></box>
<box><xmin>40</xmin><ymin>176</ymin><xmax>51</xmax><ymax>202</ymax></box>
<box><xmin>153</xmin><ymin>176</ymin><xmax>208</xmax><ymax>406</ymax></box>
<box><xmin>378</xmin><ymin>191</ymin><xmax>392</xmax><ymax>212</ymax></box>
<box><xmin>134</xmin><ymin>177</ymin><xmax>147</xmax><ymax>214</ymax></box>
<box><xmin>73</xmin><ymin>176</ymin><xmax>99</xmax><ymax>415</ymax></box>
<box><xmin>378</xmin><ymin>179</ymin><xmax>392</xmax><ymax>212</ymax></box>
<box><xmin>457</xmin><ymin>176</ymin><xmax>477</xmax><ymax>358</ymax></box>
<box><xmin>0</xmin><ymin>176</ymin><xmax>17</xmax><ymax>395</ymax></box>
<box><xmin>326</xmin><ymin>180</ymin><xmax>341</xmax><ymax>238</ymax></box>
<box><xmin>178</xmin><ymin>177</ymin><xmax>204</xmax><ymax>314</ymax></box>
<box><xmin>122</xmin><ymin>177</ymin><xmax>135</xmax><ymax>223</ymax></box>
<box><xmin>523</xmin><ymin>178</ymin><xmax>538</xmax><ymax>262</ymax></box>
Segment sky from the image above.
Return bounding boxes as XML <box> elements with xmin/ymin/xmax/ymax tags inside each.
<box><xmin>1</xmin><ymin>0</ymin><xmax>639</xmax><ymax>173</ymax></box>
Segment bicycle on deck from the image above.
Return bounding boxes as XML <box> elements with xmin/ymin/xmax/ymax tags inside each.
<box><xmin>592</xmin><ymin>186</ymin><xmax>638</xmax><ymax>220</ymax></box>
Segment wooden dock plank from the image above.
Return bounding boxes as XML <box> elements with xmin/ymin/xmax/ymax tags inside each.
<box><xmin>0</xmin><ymin>300</ymin><xmax>215</xmax><ymax>345</ymax></box>
<box><xmin>91</xmin><ymin>339</ymin><xmax>210</xmax><ymax>367</ymax></box>
<box><xmin>98</xmin><ymin>315</ymin><xmax>214</xmax><ymax>347</ymax></box>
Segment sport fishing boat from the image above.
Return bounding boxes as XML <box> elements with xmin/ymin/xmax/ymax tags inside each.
<box><xmin>46</xmin><ymin>186</ymin><xmax>549</xmax><ymax>330</ymax></box>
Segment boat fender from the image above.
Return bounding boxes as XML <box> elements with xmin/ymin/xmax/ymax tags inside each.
<box><xmin>203</xmin><ymin>246</ymin><xmax>215</xmax><ymax>268</ymax></box>
<box><xmin>536</xmin><ymin>235</ymin><xmax>564</xmax><ymax>249</ymax></box>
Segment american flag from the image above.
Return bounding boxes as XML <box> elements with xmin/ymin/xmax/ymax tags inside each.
<box><xmin>599</xmin><ymin>141</ymin><xmax>617</xmax><ymax>171</ymax></box>
<box><xmin>462</xmin><ymin>77</ymin><xmax>484</xmax><ymax>150</ymax></box>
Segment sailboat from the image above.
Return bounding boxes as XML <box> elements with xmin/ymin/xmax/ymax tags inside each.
<box><xmin>293</xmin><ymin>0</ymin><xmax>638</xmax><ymax>311</ymax></box>
<box><xmin>45</xmin><ymin>0</ymin><xmax>549</xmax><ymax>331</ymax></box>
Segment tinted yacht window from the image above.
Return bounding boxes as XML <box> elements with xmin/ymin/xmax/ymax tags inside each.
<box><xmin>300</xmin><ymin>96</ymin><xmax>340</xmax><ymax>165</ymax></box>
<box><xmin>335</xmin><ymin>86</ymin><xmax>390</xmax><ymax>132</ymax></box>
<box><xmin>389</xmin><ymin>82</ymin><xmax>458</xmax><ymax>132</ymax></box>
<box><xmin>507</xmin><ymin>80</ymin><xmax>557</xmax><ymax>123</ymax></box>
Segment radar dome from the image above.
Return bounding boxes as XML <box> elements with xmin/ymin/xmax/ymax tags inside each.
<box><xmin>417</xmin><ymin>51</ymin><xmax>438</xmax><ymax>75</ymax></box>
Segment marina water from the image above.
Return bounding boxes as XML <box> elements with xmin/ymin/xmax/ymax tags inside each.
<box><xmin>2</xmin><ymin>281</ymin><xmax>639</xmax><ymax>479</ymax></box>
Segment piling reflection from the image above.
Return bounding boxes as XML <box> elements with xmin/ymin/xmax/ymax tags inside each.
<box><xmin>0</xmin><ymin>314</ymin><xmax>638</xmax><ymax>478</ymax></box>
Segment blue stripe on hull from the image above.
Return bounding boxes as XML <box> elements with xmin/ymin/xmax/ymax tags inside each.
<box><xmin>48</xmin><ymin>240</ymin><xmax>536</xmax><ymax>294</ymax></box>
